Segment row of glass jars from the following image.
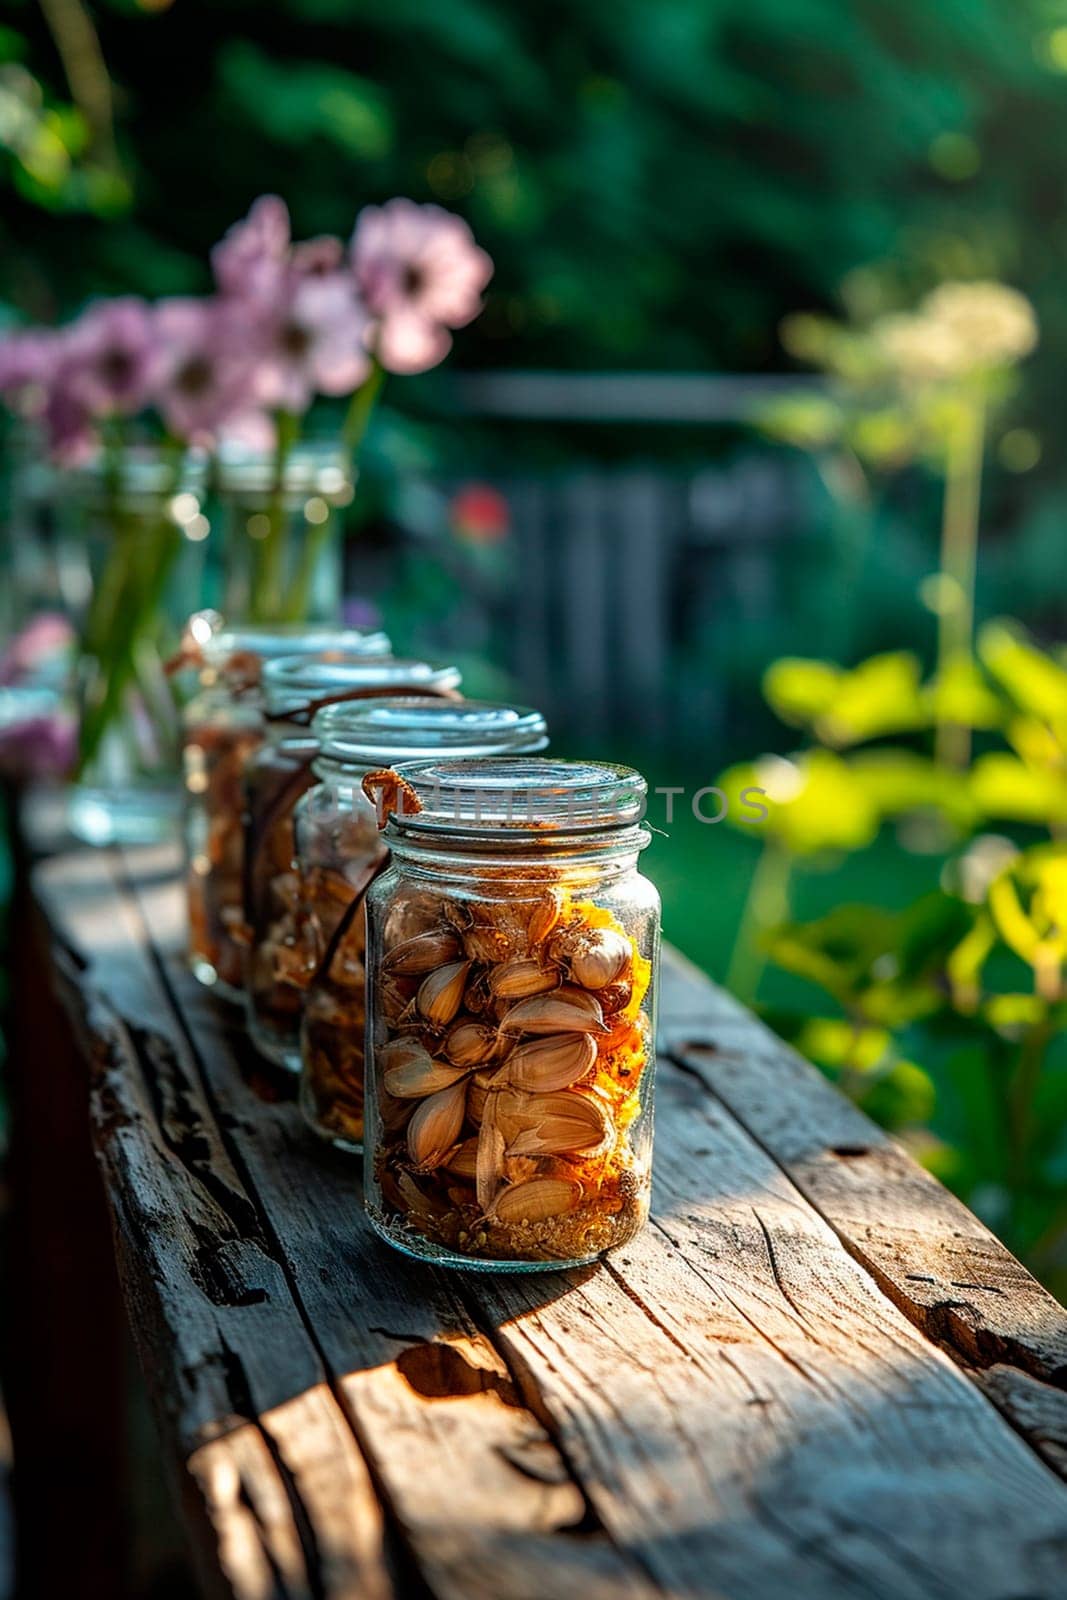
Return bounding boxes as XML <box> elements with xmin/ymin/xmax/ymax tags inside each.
<box><xmin>181</xmin><ymin>622</ymin><xmax>661</xmax><ymax>1273</ymax></box>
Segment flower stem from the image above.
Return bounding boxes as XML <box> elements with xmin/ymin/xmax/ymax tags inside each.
<box><xmin>76</xmin><ymin>441</ymin><xmax>186</xmax><ymax>778</ymax></box>
<box><xmin>281</xmin><ymin>360</ymin><xmax>387</xmax><ymax>624</ymax></box>
<box><xmin>934</xmin><ymin>393</ymin><xmax>985</xmax><ymax>769</ymax></box>
<box><xmin>725</xmin><ymin>839</ymin><xmax>793</xmax><ymax>1004</ymax></box>
<box><xmin>253</xmin><ymin>411</ymin><xmax>300</xmax><ymax>623</ymax></box>
<box><xmin>341</xmin><ymin>358</ymin><xmax>385</xmax><ymax>461</ymax></box>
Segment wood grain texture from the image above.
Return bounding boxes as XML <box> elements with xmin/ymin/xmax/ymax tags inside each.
<box><xmin>660</xmin><ymin>946</ymin><xmax>1067</xmax><ymax>1464</ymax></box>
<box><xmin>36</xmin><ymin>850</ymin><xmax>390</xmax><ymax>1600</ymax></box>
<box><xmin>28</xmin><ymin>840</ymin><xmax>1067</xmax><ymax>1600</ymax></box>
<box><xmin>476</xmin><ymin>1063</ymin><xmax>1067</xmax><ymax>1600</ymax></box>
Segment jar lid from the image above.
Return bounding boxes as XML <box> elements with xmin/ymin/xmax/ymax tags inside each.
<box><xmin>265</xmin><ymin>656</ymin><xmax>462</xmax><ymax>716</ymax></box>
<box><xmin>315</xmin><ymin>699</ymin><xmax>547</xmax><ymax>767</ymax></box>
<box><xmin>388</xmin><ymin>756</ymin><xmax>646</xmax><ymax>838</ymax></box>
<box><xmin>200</xmin><ymin>619</ymin><xmax>392</xmax><ymax>669</ymax></box>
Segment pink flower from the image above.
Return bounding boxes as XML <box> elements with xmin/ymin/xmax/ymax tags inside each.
<box><xmin>42</xmin><ymin>382</ymin><xmax>98</xmax><ymax>466</ymax></box>
<box><xmin>0</xmin><ymin>614</ymin><xmax>75</xmax><ymax>687</ymax></box>
<box><xmin>350</xmin><ymin>199</ymin><xmax>492</xmax><ymax>374</ymax></box>
<box><xmin>212</xmin><ymin>195</ymin><xmax>292</xmax><ymax>303</ymax></box>
<box><xmin>252</xmin><ymin>274</ymin><xmax>371</xmax><ymax>413</ymax></box>
<box><xmin>63</xmin><ymin>297</ymin><xmax>160</xmax><ymax>416</ymax></box>
<box><xmin>153</xmin><ymin>298</ymin><xmax>267</xmax><ymax>446</ymax></box>
<box><xmin>0</xmin><ymin>329</ymin><xmax>59</xmax><ymax>416</ymax></box>
<box><xmin>292</xmin><ymin>236</ymin><xmax>345</xmax><ymax>279</ymax></box>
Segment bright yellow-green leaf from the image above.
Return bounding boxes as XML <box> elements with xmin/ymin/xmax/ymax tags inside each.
<box><xmin>720</xmin><ymin>749</ymin><xmax>880</xmax><ymax>855</ymax></box>
<box><xmin>848</xmin><ymin>749</ymin><xmax>980</xmax><ymax>832</ymax></box>
<box><xmin>793</xmin><ymin>1016</ymin><xmax>892</xmax><ymax>1072</ymax></box>
<box><xmin>983</xmin><ymin>993</ymin><xmax>1048</xmax><ymax>1031</ymax></box>
<box><xmin>971</xmin><ymin>753</ymin><xmax>1067</xmax><ymax>826</ymax></box>
<box><xmin>921</xmin><ymin>657</ymin><xmax>1004</xmax><ymax>731</ymax></box>
<box><xmin>763</xmin><ymin>657</ymin><xmax>841</xmax><ymax>726</ymax></box>
<box><xmin>979</xmin><ymin>621</ymin><xmax>1067</xmax><ymax>727</ymax></box>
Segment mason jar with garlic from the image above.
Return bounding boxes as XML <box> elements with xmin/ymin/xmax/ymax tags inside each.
<box><xmin>182</xmin><ymin>619</ymin><xmax>390</xmax><ymax>996</ymax></box>
<box><xmin>361</xmin><ymin>757</ymin><xmax>659</xmax><ymax>1271</ymax></box>
<box><xmin>244</xmin><ymin>656</ymin><xmax>463</xmax><ymax>1070</ymax></box>
<box><xmin>295</xmin><ymin>700</ymin><xmax>549</xmax><ymax>1150</ymax></box>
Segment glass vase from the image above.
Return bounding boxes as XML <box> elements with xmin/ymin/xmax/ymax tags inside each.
<box><xmin>212</xmin><ymin>443</ymin><xmax>352</xmax><ymax>626</ymax></box>
<box><xmin>66</xmin><ymin>449</ymin><xmax>209</xmax><ymax>846</ymax></box>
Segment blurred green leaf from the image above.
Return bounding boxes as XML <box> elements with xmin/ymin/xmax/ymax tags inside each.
<box><xmin>971</xmin><ymin>752</ymin><xmax>1067</xmax><ymax>827</ymax></box>
<box><xmin>764</xmin><ymin>651</ymin><xmax>926</xmax><ymax>746</ymax></box>
<box><xmin>979</xmin><ymin>620</ymin><xmax>1067</xmax><ymax>727</ymax></box>
<box><xmin>218</xmin><ymin>43</ymin><xmax>394</xmax><ymax>159</ymax></box>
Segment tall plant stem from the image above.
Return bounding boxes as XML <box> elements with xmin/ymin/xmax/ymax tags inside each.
<box><xmin>283</xmin><ymin>360</ymin><xmax>387</xmax><ymax>624</ymax></box>
<box><xmin>253</xmin><ymin>411</ymin><xmax>300</xmax><ymax>623</ymax></box>
<box><xmin>725</xmin><ymin>839</ymin><xmax>793</xmax><ymax>1004</ymax></box>
<box><xmin>935</xmin><ymin>394</ymin><xmax>985</xmax><ymax>769</ymax></box>
<box><xmin>341</xmin><ymin>359</ymin><xmax>384</xmax><ymax>459</ymax></box>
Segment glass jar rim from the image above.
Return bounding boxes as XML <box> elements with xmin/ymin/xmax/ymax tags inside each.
<box><xmin>313</xmin><ymin>697</ymin><xmax>546</xmax><ymax>768</ymax></box>
<box><xmin>202</xmin><ymin>620</ymin><xmax>392</xmax><ymax>669</ymax></box>
<box><xmin>215</xmin><ymin>440</ymin><xmax>351</xmax><ymax>499</ymax></box>
<box><xmin>265</xmin><ymin>657</ymin><xmax>462</xmax><ymax>716</ymax></box>
<box><xmin>386</xmin><ymin>756</ymin><xmax>648</xmax><ymax>843</ymax></box>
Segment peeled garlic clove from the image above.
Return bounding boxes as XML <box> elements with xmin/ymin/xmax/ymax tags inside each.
<box><xmin>416</xmin><ymin>960</ymin><xmax>471</xmax><ymax>1026</ymax></box>
<box><xmin>571</xmin><ymin>929</ymin><xmax>631</xmax><ymax>990</ymax></box>
<box><xmin>444</xmin><ymin>1021</ymin><xmax>499</xmax><ymax>1067</ymax></box>
<box><xmin>488</xmin><ymin>957</ymin><xmax>560</xmax><ymax>1000</ymax></box>
<box><xmin>490</xmin><ymin>1177</ymin><xmax>583</xmax><ymax>1225</ymax></box>
<box><xmin>382</xmin><ymin>1051</ymin><xmax>471</xmax><ymax>1099</ymax></box>
<box><xmin>406</xmin><ymin>1080</ymin><xmax>468</xmax><ymax>1168</ymax></box>
<box><xmin>383</xmin><ymin>929</ymin><xmax>462</xmax><ymax>975</ymax></box>
<box><xmin>505</xmin><ymin>1090</ymin><xmax>612</xmax><ymax>1157</ymax></box>
<box><xmin>505</xmin><ymin>1032</ymin><xmax>598</xmax><ymax>1092</ymax></box>
<box><xmin>498</xmin><ymin>986</ymin><xmax>608</xmax><ymax>1035</ymax></box>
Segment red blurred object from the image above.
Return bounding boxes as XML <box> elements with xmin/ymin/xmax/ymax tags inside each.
<box><xmin>449</xmin><ymin>483</ymin><xmax>510</xmax><ymax>545</ymax></box>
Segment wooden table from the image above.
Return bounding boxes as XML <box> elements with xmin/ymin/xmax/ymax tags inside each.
<box><xmin>12</xmin><ymin>836</ymin><xmax>1067</xmax><ymax>1599</ymax></box>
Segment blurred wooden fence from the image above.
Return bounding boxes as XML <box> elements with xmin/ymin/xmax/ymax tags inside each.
<box><xmin>351</xmin><ymin>374</ymin><xmax>819</xmax><ymax>749</ymax></box>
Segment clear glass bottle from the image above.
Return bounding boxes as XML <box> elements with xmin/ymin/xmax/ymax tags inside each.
<box><xmin>182</xmin><ymin>620</ymin><xmax>390</xmax><ymax>997</ymax></box>
<box><xmin>245</xmin><ymin>658</ymin><xmax>464</xmax><ymax>1070</ymax></box>
<box><xmin>362</xmin><ymin>757</ymin><xmax>659</xmax><ymax>1271</ymax></box>
<box><xmin>296</xmin><ymin>702</ymin><xmax>550</xmax><ymax>1151</ymax></box>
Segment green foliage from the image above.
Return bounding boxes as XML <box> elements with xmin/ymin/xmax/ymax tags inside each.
<box><xmin>4</xmin><ymin>0</ymin><xmax>1067</xmax><ymax>376</ymax></box>
<box><xmin>727</xmin><ymin>615</ymin><xmax>1067</xmax><ymax>1287</ymax></box>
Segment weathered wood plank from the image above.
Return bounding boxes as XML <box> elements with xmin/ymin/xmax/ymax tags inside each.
<box><xmin>35</xmin><ymin>851</ymin><xmax>391</xmax><ymax>1600</ymax></box>
<box><xmin>476</xmin><ymin>1062</ymin><xmax>1067</xmax><ymax>1600</ymax></box>
<box><xmin>659</xmin><ymin>945</ymin><xmax>1067</xmax><ymax>1470</ymax></box>
<box><xmin>119</xmin><ymin>842</ymin><xmax>658</xmax><ymax>1600</ymax></box>
<box><xmin>33</xmin><ymin>841</ymin><xmax>1067</xmax><ymax>1600</ymax></box>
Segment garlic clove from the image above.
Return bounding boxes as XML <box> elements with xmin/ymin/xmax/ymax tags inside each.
<box><xmin>489</xmin><ymin>1177</ymin><xmax>583</xmax><ymax>1224</ymax></box>
<box><xmin>406</xmin><ymin>1080</ymin><xmax>468</xmax><ymax>1168</ymax></box>
<box><xmin>416</xmin><ymin>960</ymin><xmax>471</xmax><ymax>1026</ymax></box>
<box><xmin>504</xmin><ymin>1032</ymin><xmax>598</xmax><ymax>1092</ymax></box>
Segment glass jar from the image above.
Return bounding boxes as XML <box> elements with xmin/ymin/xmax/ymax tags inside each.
<box><xmin>66</xmin><ymin>449</ymin><xmax>210</xmax><ymax>846</ymax></box>
<box><xmin>362</xmin><ymin>757</ymin><xmax>659</xmax><ymax>1272</ymax></box>
<box><xmin>296</xmin><ymin>702</ymin><xmax>550</xmax><ymax>1152</ymax></box>
<box><xmin>183</xmin><ymin>620</ymin><xmax>391</xmax><ymax>996</ymax></box>
<box><xmin>213</xmin><ymin>443</ymin><xmax>353</xmax><ymax>625</ymax></box>
<box><xmin>244</xmin><ymin>658</ymin><xmax>464</xmax><ymax>1070</ymax></box>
